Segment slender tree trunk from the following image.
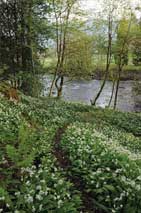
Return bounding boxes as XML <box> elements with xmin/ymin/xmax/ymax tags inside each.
<box><xmin>48</xmin><ymin>73</ymin><xmax>57</xmax><ymax>97</ymax></box>
<box><xmin>108</xmin><ymin>79</ymin><xmax>116</xmax><ymax>107</ymax></box>
<box><xmin>48</xmin><ymin>0</ymin><xmax>61</xmax><ymax>97</ymax></box>
<box><xmin>114</xmin><ymin>69</ymin><xmax>121</xmax><ymax>109</ymax></box>
<box><xmin>55</xmin><ymin>75</ymin><xmax>64</xmax><ymax>97</ymax></box>
<box><xmin>91</xmin><ymin>43</ymin><xmax>112</xmax><ymax>106</ymax></box>
<box><xmin>113</xmin><ymin>14</ymin><xmax>132</xmax><ymax>109</ymax></box>
<box><xmin>55</xmin><ymin>6</ymin><xmax>71</xmax><ymax>97</ymax></box>
<box><xmin>91</xmin><ymin>70</ymin><xmax>108</xmax><ymax>105</ymax></box>
<box><xmin>48</xmin><ymin>59</ymin><xmax>60</xmax><ymax>97</ymax></box>
<box><xmin>27</xmin><ymin>0</ymin><xmax>34</xmax><ymax>73</ymax></box>
<box><xmin>49</xmin><ymin>1</ymin><xmax>73</xmax><ymax>98</ymax></box>
<box><xmin>91</xmin><ymin>14</ymin><xmax>113</xmax><ymax>106</ymax></box>
<box><xmin>48</xmin><ymin>51</ymin><xmax>62</xmax><ymax>97</ymax></box>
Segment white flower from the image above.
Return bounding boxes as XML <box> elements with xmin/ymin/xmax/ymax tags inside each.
<box><xmin>136</xmin><ymin>184</ymin><xmax>141</xmax><ymax>191</ymax></box>
<box><xmin>15</xmin><ymin>192</ymin><xmax>20</xmax><ymax>196</ymax></box>
<box><xmin>36</xmin><ymin>194</ymin><xmax>43</xmax><ymax>201</ymax></box>
<box><xmin>137</xmin><ymin>176</ymin><xmax>141</xmax><ymax>181</ymax></box>
<box><xmin>44</xmin><ymin>191</ymin><xmax>48</xmax><ymax>195</ymax></box>
<box><xmin>40</xmin><ymin>179</ymin><xmax>45</xmax><ymax>183</ymax></box>
<box><xmin>58</xmin><ymin>200</ymin><xmax>63</xmax><ymax>208</ymax></box>
<box><xmin>0</xmin><ymin>197</ymin><xmax>5</xmax><ymax>201</ymax></box>
<box><xmin>39</xmin><ymin>190</ymin><xmax>45</xmax><ymax>196</ymax></box>
<box><xmin>36</xmin><ymin>185</ymin><xmax>42</xmax><ymax>190</ymax></box>
<box><xmin>58</xmin><ymin>179</ymin><xmax>63</xmax><ymax>185</ymax></box>
<box><xmin>32</xmin><ymin>206</ymin><xmax>36</xmax><ymax>212</ymax></box>
<box><xmin>26</xmin><ymin>181</ymin><xmax>30</xmax><ymax>186</ymax></box>
<box><xmin>39</xmin><ymin>204</ymin><xmax>43</xmax><ymax>211</ymax></box>
<box><xmin>38</xmin><ymin>168</ymin><xmax>43</xmax><ymax>174</ymax></box>
<box><xmin>26</xmin><ymin>195</ymin><xmax>33</xmax><ymax>203</ymax></box>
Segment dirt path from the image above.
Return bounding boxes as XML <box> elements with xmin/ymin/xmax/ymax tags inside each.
<box><xmin>53</xmin><ymin>125</ymin><xmax>103</xmax><ymax>213</ymax></box>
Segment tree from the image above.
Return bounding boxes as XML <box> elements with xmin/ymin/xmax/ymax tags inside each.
<box><xmin>114</xmin><ymin>18</ymin><xmax>131</xmax><ymax>67</ymax></box>
<box><xmin>91</xmin><ymin>0</ymin><xmax>132</xmax><ymax>107</ymax></box>
<box><xmin>113</xmin><ymin>13</ymin><xmax>132</xmax><ymax>109</ymax></box>
<box><xmin>132</xmin><ymin>17</ymin><xmax>141</xmax><ymax>66</ymax></box>
<box><xmin>0</xmin><ymin>0</ymin><xmax>51</xmax><ymax>96</ymax></box>
<box><xmin>48</xmin><ymin>0</ymin><xmax>79</xmax><ymax>97</ymax></box>
<box><xmin>64</xmin><ymin>31</ymin><xmax>93</xmax><ymax>78</ymax></box>
<box><xmin>91</xmin><ymin>0</ymin><xmax>117</xmax><ymax>105</ymax></box>
<box><xmin>0</xmin><ymin>0</ymin><xmax>33</xmax><ymax>79</ymax></box>
<box><xmin>91</xmin><ymin>19</ymin><xmax>108</xmax><ymax>66</ymax></box>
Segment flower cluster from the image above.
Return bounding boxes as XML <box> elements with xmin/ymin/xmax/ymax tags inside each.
<box><xmin>61</xmin><ymin>122</ymin><xmax>141</xmax><ymax>212</ymax></box>
<box><xmin>0</xmin><ymin>94</ymin><xmax>140</xmax><ymax>213</ymax></box>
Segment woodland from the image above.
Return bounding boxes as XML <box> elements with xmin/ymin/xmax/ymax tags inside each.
<box><xmin>0</xmin><ymin>0</ymin><xmax>141</xmax><ymax>212</ymax></box>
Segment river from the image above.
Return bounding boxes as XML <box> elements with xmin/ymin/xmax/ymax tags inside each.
<box><xmin>42</xmin><ymin>75</ymin><xmax>141</xmax><ymax>112</ymax></box>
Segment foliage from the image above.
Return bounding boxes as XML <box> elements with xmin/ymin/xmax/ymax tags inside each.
<box><xmin>133</xmin><ymin>42</ymin><xmax>141</xmax><ymax>66</ymax></box>
<box><xmin>20</xmin><ymin>73</ymin><xmax>43</xmax><ymax>97</ymax></box>
<box><xmin>131</xmin><ymin>18</ymin><xmax>141</xmax><ymax>66</ymax></box>
<box><xmin>0</xmin><ymin>0</ymin><xmax>51</xmax><ymax>96</ymax></box>
<box><xmin>0</xmin><ymin>94</ymin><xmax>141</xmax><ymax>212</ymax></box>
<box><xmin>64</xmin><ymin>32</ymin><xmax>93</xmax><ymax>77</ymax></box>
<box><xmin>0</xmin><ymin>97</ymin><xmax>82</xmax><ymax>212</ymax></box>
<box><xmin>61</xmin><ymin>123</ymin><xmax>141</xmax><ymax>212</ymax></box>
<box><xmin>113</xmin><ymin>18</ymin><xmax>131</xmax><ymax>66</ymax></box>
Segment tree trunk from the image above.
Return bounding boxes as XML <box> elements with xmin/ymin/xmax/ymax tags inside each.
<box><xmin>91</xmin><ymin>14</ymin><xmax>112</xmax><ymax>106</ymax></box>
<box><xmin>91</xmin><ymin>70</ymin><xmax>108</xmax><ymax>105</ymax></box>
<box><xmin>108</xmin><ymin>79</ymin><xmax>116</xmax><ymax>107</ymax></box>
<box><xmin>55</xmin><ymin>75</ymin><xmax>64</xmax><ymax>98</ymax></box>
<box><xmin>114</xmin><ymin>68</ymin><xmax>121</xmax><ymax>109</ymax></box>
<box><xmin>49</xmin><ymin>1</ymin><xmax>73</xmax><ymax>98</ymax></box>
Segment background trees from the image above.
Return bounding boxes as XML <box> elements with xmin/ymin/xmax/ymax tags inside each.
<box><xmin>0</xmin><ymin>1</ymin><xmax>33</xmax><ymax>78</ymax></box>
<box><xmin>90</xmin><ymin>0</ymin><xmax>139</xmax><ymax>108</ymax></box>
<box><xmin>64</xmin><ymin>31</ymin><xmax>93</xmax><ymax>78</ymax></box>
<box><xmin>0</xmin><ymin>0</ymin><xmax>51</xmax><ymax>96</ymax></box>
<box><xmin>0</xmin><ymin>0</ymin><xmax>140</xmax><ymax>106</ymax></box>
<box><xmin>114</xmin><ymin>18</ymin><xmax>131</xmax><ymax>66</ymax></box>
<box><xmin>91</xmin><ymin>0</ymin><xmax>120</xmax><ymax>105</ymax></box>
<box><xmin>132</xmin><ymin>17</ymin><xmax>141</xmax><ymax>66</ymax></box>
<box><xmin>113</xmin><ymin>13</ymin><xmax>133</xmax><ymax>109</ymax></box>
<box><xmin>48</xmin><ymin>0</ymin><xmax>79</xmax><ymax>97</ymax></box>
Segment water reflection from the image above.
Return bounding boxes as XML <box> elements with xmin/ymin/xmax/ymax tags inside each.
<box><xmin>43</xmin><ymin>75</ymin><xmax>141</xmax><ymax>112</ymax></box>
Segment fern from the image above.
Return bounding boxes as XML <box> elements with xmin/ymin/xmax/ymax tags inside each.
<box><xmin>6</xmin><ymin>123</ymin><xmax>36</xmax><ymax>168</ymax></box>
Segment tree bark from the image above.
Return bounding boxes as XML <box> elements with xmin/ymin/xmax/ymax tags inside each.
<box><xmin>108</xmin><ymin>79</ymin><xmax>116</xmax><ymax>107</ymax></box>
<box><xmin>49</xmin><ymin>0</ymin><xmax>74</xmax><ymax>98</ymax></box>
<box><xmin>113</xmin><ymin>14</ymin><xmax>132</xmax><ymax>109</ymax></box>
<box><xmin>91</xmin><ymin>13</ymin><xmax>113</xmax><ymax>106</ymax></box>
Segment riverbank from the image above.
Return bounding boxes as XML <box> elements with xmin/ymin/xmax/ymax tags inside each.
<box><xmin>0</xmin><ymin>94</ymin><xmax>141</xmax><ymax>212</ymax></box>
<box><xmin>92</xmin><ymin>66</ymin><xmax>141</xmax><ymax>81</ymax></box>
<box><xmin>42</xmin><ymin>59</ymin><xmax>141</xmax><ymax>81</ymax></box>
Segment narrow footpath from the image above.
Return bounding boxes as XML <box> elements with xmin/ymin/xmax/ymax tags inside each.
<box><xmin>53</xmin><ymin>125</ymin><xmax>105</xmax><ymax>213</ymax></box>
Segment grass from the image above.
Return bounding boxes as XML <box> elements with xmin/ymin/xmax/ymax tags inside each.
<box><xmin>41</xmin><ymin>57</ymin><xmax>141</xmax><ymax>80</ymax></box>
<box><xmin>0</xmin><ymin>94</ymin><xmax>141</xmax><ymax>212</ymax></box>
<box><xmin>93</xmin><ymin>63</ymin><xmax>141</xmax><ymax>72</ymax></box>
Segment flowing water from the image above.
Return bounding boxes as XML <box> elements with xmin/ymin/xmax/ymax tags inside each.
<box><xmin>43</xmin><ymin>75</ymin><xmax>141</xmax><ymax>112</ymax></box>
